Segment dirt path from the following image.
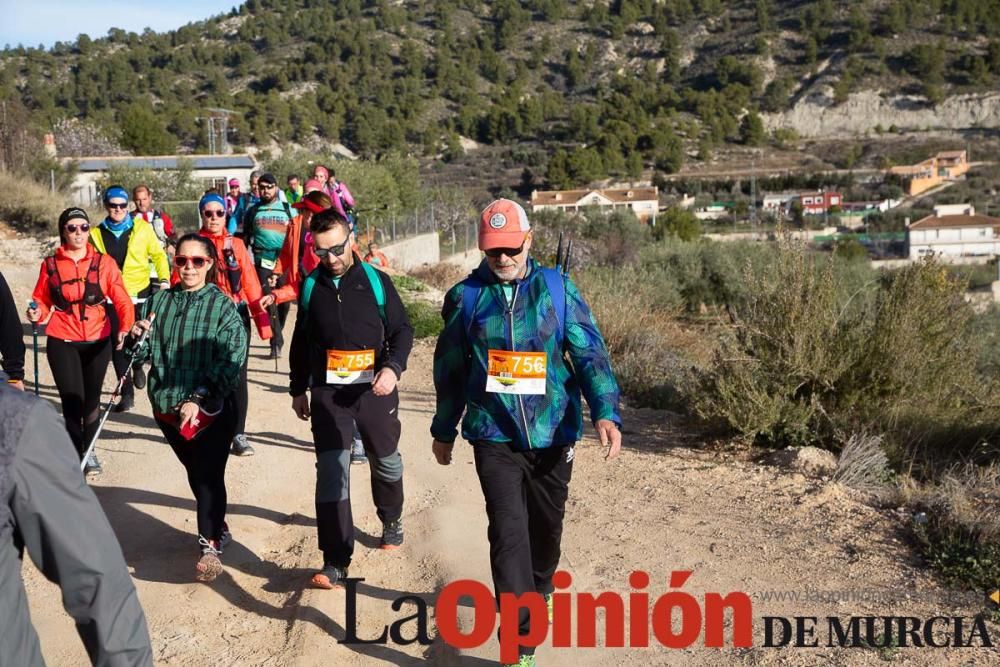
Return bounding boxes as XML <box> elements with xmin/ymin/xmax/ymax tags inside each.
<box><xmin>1</xmin><ymin>249</ymin><xmax>995</xmax><ymax>666</ymax></box>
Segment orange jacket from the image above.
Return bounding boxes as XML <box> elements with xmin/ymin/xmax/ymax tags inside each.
<box><xmin>363</xmin><ymin>250</ymin><xmax>389</xmax><ymax>269</ymax></box>
<box><xmin>271</xmin><ymin>214</ymin><xmax>321</xmax><ymax>305</ymax></box>
<box><xmin>31</xmin><ymin>246</ymin><xmax>134</xmax><ymax>342</ymax></box>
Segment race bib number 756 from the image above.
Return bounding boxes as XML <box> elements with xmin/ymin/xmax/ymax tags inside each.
<box><xmin>486</xmin><ymin>350</ymin><xmax>546</xmax><ymax>395</ymax></box>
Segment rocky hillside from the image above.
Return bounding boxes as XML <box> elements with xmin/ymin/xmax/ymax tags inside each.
<box><xmin>2</xmin><ymin>0</ymin><xmax>1000</xmax><ymax>185</ymax></box>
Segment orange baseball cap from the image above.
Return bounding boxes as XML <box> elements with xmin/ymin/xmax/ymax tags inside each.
<box><xmin>479</xmin><ymin>199</ymin><xmax>531</xmax><ymax>251</ymax></box>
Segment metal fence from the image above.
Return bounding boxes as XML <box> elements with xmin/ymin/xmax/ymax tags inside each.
<box><xmin>161</xmin><ymin>200</ymin><xmax>479</xmax><ymax>261</ymax></box>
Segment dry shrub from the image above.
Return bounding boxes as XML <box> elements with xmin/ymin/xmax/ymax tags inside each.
<box><xmin>409</xmin><ymin>262</ymin><xmax>470</xmax><ymax>292</ymax></box>
<box><xmin>697</xmin><ymin>239</ymin><xmax>998</xmax><ymax>459</ymax></box>
<box><xmin>833</xmin><ymin>433</ymin><xmax>892</xmax><ymax>494</ymax></box>
<box><xmin>575</xmin><ymin>266</ymin><xmax>706</xmax><ymax>410</ymax></box>
<box><xmin>901</xmin><ymin>465</ymin><xmax>1000</xmax><ymax>591</ymax></box>
<box><xmin>0</xmin><ymin>170</ymin><xmax>66</xmax><ymax>233</ymax></box>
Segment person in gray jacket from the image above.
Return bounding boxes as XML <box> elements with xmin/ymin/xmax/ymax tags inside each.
<box><xmin>0</xmin><ymin>384</ymin><xmax>153</xmax><ymax>666</ymax></box>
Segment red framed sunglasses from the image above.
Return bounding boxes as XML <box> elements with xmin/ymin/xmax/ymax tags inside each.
<box><xmin>175</xmin><ymin>256</ymin><xmax>211</xmax><ymax>268</ymax></box>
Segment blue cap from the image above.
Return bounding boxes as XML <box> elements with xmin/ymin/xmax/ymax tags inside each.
<box><xmin>199</xmin><ymin>193</ymin><xmax>226</xmax><ymax>211</ymax></box>
<box><xmin>103</xmin><ymin>185</ymin><xmax>128</xmax><ymax>203</ymax></box>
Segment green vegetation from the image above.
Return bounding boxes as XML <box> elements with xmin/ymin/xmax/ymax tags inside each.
<box><xmin>4</xmin><ymin>0</ymin><xmax>999</xmax><ymax>187</ymax></box>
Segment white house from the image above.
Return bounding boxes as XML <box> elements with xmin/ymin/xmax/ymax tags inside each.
<box><xmin>65</xmin><ymin>154</ymin><xmax>257</xmax><ymax>205</ymax></box>
<box><xmin>907</xmin><ymin>204</ymin><xmax>1000</xmax><ymax>259</ymax></box>
<box><xmin>762</xmin><ymin>193</ymin><xmax>798</xmax><ymax>212</ymax></box>
<box><xmin>530</xmin><ymin>187</ymin><xmax>659</xmax><ymax>223</ymax></box>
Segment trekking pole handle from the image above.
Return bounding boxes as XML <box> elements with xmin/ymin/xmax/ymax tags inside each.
<box><xmin>28</xmin><ymin>301</ymin><xmax>38</xmax><ymax>333</ymax></box>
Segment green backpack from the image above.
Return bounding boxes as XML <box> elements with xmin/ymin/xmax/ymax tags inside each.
<box><xmin>299</xmin><ymin>262</ymin><xmax>386</xmax><ymax>325</ymax></box>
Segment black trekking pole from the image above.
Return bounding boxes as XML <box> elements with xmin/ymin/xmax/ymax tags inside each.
<box><xmin>28</xmin><ymin>300</ymin><xmax>39</xmax><ymax>396</ymax></box>
<box><xmin>563</xmin><ymin>238</ymin><xmax>573</xmax><ymax>277</ymax></box>
<box><xmin>80</xmin><ymin>313</ymin><xmax>155</xmax><ymax>472</ymax></box>
<box><xmin>555</xmin><ymin>232</ymin><xmax>564</xmax><ymax>271</ymax></box>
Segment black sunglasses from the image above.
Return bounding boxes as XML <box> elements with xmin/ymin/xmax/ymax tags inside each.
<box><xmin>258</xmin><ymin>183</ymin><xmax>276</xmax><ymax>189</ymax></box>
<box><xmin>484</xmin><ymin>243</ymin><xmax>525</xmax><ymax>258</ymax></box>
<box><xmin>65</xmin><ymin>223</ymin><xmax>90</xmax><ymax>234</ymax></box>
<box><xmin>106</xmin><ymin>202</ymin><xmax>128</xmax><ymax>210</ymax></box>
<box><xmin>314</xmin><ymin>240</ymin><xmax>350</xmax><ymax>258</ymax></box>
<box><xmin>201</xmin><ymin>210</ymin><xmax>226</xmax><ymax>219</ymax></box>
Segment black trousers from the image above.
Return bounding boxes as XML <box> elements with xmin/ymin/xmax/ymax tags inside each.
<box><xmin>47</xmin><ymin>337</ymin><xmax>112</xmax><ymax>457</ymax></box>
<box><xmin>472</xmin><ymin>442</ymin><xmax>574</xmax><ymax>656</ymax></box>
<box><xmin>155</xmin><ymin>402</ymin><xmax>237</xmax><ymax>541</ymax></box>
<box><xmin>107</xmin><ymin>300</ymin><xmax>144</xmax><ymax>399</ymax></box>
<box><xmin>254</xmin><ymin>264</ymin><xmax>289</xmax><ymax>350</ymax></box>
<box><xmin>310</xmin><ymin>385</ymin><xmax>404</xmax><ymax>567</ymax></box>
<box><xmin>233</xmin><ymin>305</ymin><xmax>251</xmax><ymax>435</ymax></box>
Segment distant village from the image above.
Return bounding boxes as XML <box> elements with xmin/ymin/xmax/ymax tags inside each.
<box><xmin>527</xmin><ymin>149</ymin><xmax>996</xmax><ymax>265</ymax></box>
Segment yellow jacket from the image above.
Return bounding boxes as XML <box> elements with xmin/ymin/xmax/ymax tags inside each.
<box><xmin>89</xmin><ymin>217</ymin><xmax>170</xmax><ymax>297</ymax></box>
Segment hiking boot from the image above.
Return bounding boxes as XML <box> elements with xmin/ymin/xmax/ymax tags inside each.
<box><xmin>230</xmin><ymin>434</ymin><xmax>255</xmax><ymax>457</ymax></box>
<box><xmin>113</xmin><ymin>390</ymin><xmax>134</xmax><ymax>413</ymax></box>
<box><xmin>310</xmin><ymin>562</ymin><xmax>348</xmax><ymax>589</ymax></box>
<box><xmin>350</xmin><ymin>439</ymin><xmax>368</xmax><ymax>465</ymax></box>
<box><xmin>196</xmin><ymin>536</ymin><xmax>223</xmax><ymax>583</ymax></box>
<box><xmin>84</xmin><ymin>451</ymin><xmax>102</xmax><ymax>476</ymax></box>
<box><xmin>379</xmin><ymin>518</ymin><xmax>403</xmax><ymax>550</ymax></box>
<box><xmin>219</xmin><ymin>522</ymin><xmax>232</xmax><ymax>552</ymax></box>
<box><xmin>502</xmin><ymin>655</ymin><xmax>536</xmax><ymax>667</ymax></box>
<box><xmin>132</xmin><ymin>363</ymin><xmax>146</xmax><ymax>390</ymax></box>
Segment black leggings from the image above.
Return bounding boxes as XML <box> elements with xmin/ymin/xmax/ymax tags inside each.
<box><xmin>108</xmin><ymin>300</ymin><xmax>142</xmax><ymax>397</ymax></box>
<box><xmin>233</xmin><ymin>306</ymin><xmax>251</xmax><ymax>435</ymax></box>
<box><xmin>155</xmin><ymin>402</ymin><xmax>237</xmax><ymax>541</ymax></box>
<box><xmin>255</xmin><ymin>265</ymin><xmax>289</xmax><ymax>347</ymax></box>
<box><xmin>47</xmin><ymin>337</ymin><xmax>112</xmax><ymax>457</ymax></box>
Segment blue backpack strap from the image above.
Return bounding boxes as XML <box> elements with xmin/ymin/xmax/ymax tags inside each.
<box><xmin>460</xmin><ymin>274</ymin><xmax>484</xmax><ymax>336</ymax></box>
<box><xmin>300</xmin><ymin>267</ymin><xmax>321</xmax><ymax>312</ymax></box>
<box><xmin>539</xmin><ymin>267</ymin><xmax>566</xmax><ymax>345</ymax></box>
<box><xmin>360</xmin><ymin>262</ymin><xmax>386</xmax><ymax>326</ymax></box>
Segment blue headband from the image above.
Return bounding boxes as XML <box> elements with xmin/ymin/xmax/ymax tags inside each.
<box><xmin>103</xmin><ymin>186</ymin><xmax>128</xmax><ymax>203</ymax></box>
<box><xmin>199</xmin><ymin>193</ymin><xmax>226</xmax><ymax>211</ymax></box>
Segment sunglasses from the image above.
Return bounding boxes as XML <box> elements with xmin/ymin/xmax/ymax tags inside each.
<box><xmin>65</xmin><ymin>223</ymin><xmax>90</xmax><ymax>234</ymax></box>
<box><xmin>201</xmin><ymin>209</ymin><xmax>226</xmax><ymax>219</ymax></box>
<box><xmin>106</xmin><ymin>202</ymin><xmax>128</xmax><ymax>210</ymax></box>
<box><xmin>175</xmin><ymin>255</ymin><xmax>211</xmax><ymax>269</ymax></box>
<box><xmin>259</xmin><ymin>183</ymin><xmax>276</xmax><ymax>190</ymax></box>
<box><xmin>314</xmin><ymin>240</ymin><xmax>350</xmax><ymax>258</ymax></box>
<box><xmin>484</xmin><ymin>243</ymin><xmax>525</xmax><ymax>258</ymax></box>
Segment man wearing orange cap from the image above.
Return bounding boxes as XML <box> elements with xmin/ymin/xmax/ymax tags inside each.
<box><xmin>430</xmin><ymin>199</ymin><xmax>623</xmax><ymax>667</ymax></box>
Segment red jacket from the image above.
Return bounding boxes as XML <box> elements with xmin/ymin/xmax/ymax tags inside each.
<box><xmin>271</xmin><ymin>214</ymin><xmax>320</xmax><ymax>305</ymax></box>
<box><xmin>31</xmin><ymin>246</ymin><xmax>134</xmax><ymax>342</ymax></box>
<box><xmin>172</xmin><ymin>229</ymin><xmax>270</xmax><ymax>339</ymax></box>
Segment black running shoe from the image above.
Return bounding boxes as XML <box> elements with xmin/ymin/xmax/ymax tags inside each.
<box><xmin>310</xmin><ymin>562</ymin><xmax>348</xmax><ymax>589</ymax></box>
<box><xmin>380</xmin><ymin>518</ymin><xmax>403</xmax><ymax>550</ymax></box>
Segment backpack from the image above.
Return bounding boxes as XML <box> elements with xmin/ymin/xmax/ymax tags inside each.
<box><xmin>460</xmin><ymin>267</ymin><xmax>566</xmax><ymax>346</ymax></box>
<box><xmin>221</xmin><ymin>236</ymin><xmax>242</xmax><ymax>295</ymax></box>
<box><xmin>300</xmin><ymin>261</ymin><xmax>386</xmax><ymax>327</ymax></box>
<box><xmin>45</xmin><ymin>253</ymin><xmax>105</xmax><ymax>321</ymax></box>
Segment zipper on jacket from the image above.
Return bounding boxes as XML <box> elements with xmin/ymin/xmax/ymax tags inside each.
<box><xmin>507</xmin><ymin>282</ymin><xmax>533</xmax><ymax>450</ymax></box>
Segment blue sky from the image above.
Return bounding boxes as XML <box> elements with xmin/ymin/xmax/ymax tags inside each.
<box><xmin>1</xmin><ymin>0</ymin><xmax>239</xmax><ymax>49</ymax></box>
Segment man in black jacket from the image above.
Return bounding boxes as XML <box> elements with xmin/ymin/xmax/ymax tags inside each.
<box><xmin>0</xmin><ymin>270</ymin><xmax>26</xmax><ymax>389</ymax></box>
<box><xmin>0</xmin><ymin>384</ymin><xmax>153</xmax><ymax>665</ymax></box>
<box><xmin>288</xmin><ymin>209</ymin><xmax>414</xmax><ymax>590</ymax></box>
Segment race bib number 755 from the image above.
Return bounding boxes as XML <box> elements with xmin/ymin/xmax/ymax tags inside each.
<box><xmin>326</xmin><ymin>349</ymin><xmax>375</xmax><ymax>385</ymax></box>
<box><xmin>486</xmin><ymin>350</ymin><xmax>547</xmax><ymax>395</ymax></box>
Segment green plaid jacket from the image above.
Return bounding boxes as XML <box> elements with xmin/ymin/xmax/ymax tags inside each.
<box><xmin>431</xmin><ymin>259</ymin><xmax>621</xmax><ymax>451</ymax></box>
<box><xmin>135</xmin><ymin>284</ymin><xmax>247</xmax><ymax>414</ymax></box>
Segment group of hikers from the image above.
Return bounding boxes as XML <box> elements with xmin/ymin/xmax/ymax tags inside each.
<box><xmin>0</xmin><ymin>174</ymin><xmax>623</xmax><ymax>666</ymax></box>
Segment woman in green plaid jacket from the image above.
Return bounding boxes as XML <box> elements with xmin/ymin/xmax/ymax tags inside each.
<box><xmin>130</xmin><ymin>232</ymin><xmax>247</xmax><ymax>583</ymax></box>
